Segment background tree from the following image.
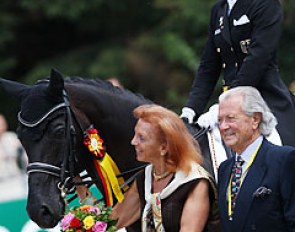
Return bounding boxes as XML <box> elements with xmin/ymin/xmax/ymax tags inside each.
<box><xmin>0</xmin><ymin>0</ymin><xmax>294</xmax><ymax>128</ymax></box>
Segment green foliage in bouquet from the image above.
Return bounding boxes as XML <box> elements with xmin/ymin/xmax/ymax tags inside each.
<box><xmin>60</xmin><ymin>200</ymin><xmax>117</xmax><ymax>232</ymax></box>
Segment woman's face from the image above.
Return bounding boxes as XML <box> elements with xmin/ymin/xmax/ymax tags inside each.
<box><xmin>131</xmin><ymin>119</ymin><xmax>166</xmax><ymax>163</ymax></box>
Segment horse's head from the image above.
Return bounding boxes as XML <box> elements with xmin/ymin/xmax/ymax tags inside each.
<box><xmin>0</xmin><ymin>69</ymin><xmax>80</xmax><ymax>228</ymax></box>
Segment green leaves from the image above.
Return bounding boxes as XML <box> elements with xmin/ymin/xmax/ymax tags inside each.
<box><xmin>160</xmin><ymin>32</ymin><xmax>197</xmax><ymax>71</ymax></box>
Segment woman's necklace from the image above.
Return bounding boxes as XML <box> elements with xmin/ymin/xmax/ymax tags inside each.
<box><xmin>153</xmin><ymin>169</ymin><xmax>171</xmax><ymax>181</ymax></box>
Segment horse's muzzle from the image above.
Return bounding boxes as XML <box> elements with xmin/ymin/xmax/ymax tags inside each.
<box><xmin>26</xmin><ymin>197</ymin><xmax>64</xmax><ymax>228</ymax></box>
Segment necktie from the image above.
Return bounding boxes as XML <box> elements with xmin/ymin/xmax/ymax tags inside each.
<box><xmin>231</xmin><ymin>155</ymin><xmax>244</xmax><ymax>213</ymax></box>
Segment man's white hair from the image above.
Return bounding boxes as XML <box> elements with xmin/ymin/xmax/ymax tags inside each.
<box><xmin>219</xmin><ymin>86</ymin><xmax>277</xmax><ymax>136</ymax></box>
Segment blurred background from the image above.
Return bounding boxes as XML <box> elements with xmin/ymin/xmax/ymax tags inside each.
<box><xmin>0</xmin><ymin>0</ymin><xmax>294</xmax><ymax>128</ymax></box>
<box><xmin>0</xmin><ymin>0</ymin><xmax>294</xmax><ymax>231</ymax></box>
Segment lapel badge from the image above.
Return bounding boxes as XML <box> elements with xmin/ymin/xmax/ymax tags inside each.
<box><xmin>240</xmin><ymin>39</ymin><xmax>251</xmax><ymax>54</ymax></box>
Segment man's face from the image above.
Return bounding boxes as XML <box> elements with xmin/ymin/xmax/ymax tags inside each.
<box><xmin>218</xmin><ymin>95</ymin><xmax>259</xmax><ymax>154</ymax></box>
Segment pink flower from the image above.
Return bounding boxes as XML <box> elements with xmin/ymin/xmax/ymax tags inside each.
<box><xmin>92</xmin><ymin>221</ymin><xmax>107</xmax><ymax>232</ymax></box>
<box><xmin>61</xmin><ymin>212</ymin><xmax>75</xmax><ymax>230</ymax></box>
<box><xmin>89</xmin><ymin>206</ymin><xmax>101</xmax><ymax>215</ymax></box>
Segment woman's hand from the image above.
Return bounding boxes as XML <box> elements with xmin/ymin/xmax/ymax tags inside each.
<box><xmin>73</xmin><ymin>176</ymin><xmax>93</xmax><ymax>202</ymax></box>
<box><xmin>112</xmin><ymin>181</ymin><xmax>141</xmax><ymax>229</ymax></box>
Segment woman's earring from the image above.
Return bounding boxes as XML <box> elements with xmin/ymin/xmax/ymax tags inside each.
<box><xmin>161</xmin><ymin>151</ymin><xmax>166</xmax><ymax>156</ymax></box>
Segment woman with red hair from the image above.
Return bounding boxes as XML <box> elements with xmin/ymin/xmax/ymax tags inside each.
<box><xmin>113</xmin><ymin>104</ymin><xmax>218</xmax><ymax>232</ymax></box>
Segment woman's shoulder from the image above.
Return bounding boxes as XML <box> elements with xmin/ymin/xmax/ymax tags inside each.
<box><xmin>173</xmin><ymin>163</ymin><xmax>217</xmax><ymax>196</ymax></box>
<box><xmin>190</xmin><ymin>163</ymin><xmax>214</xmax><ymax>181</ymax></box>
<box><xmin>189</xmin><ymin>163</ymin><xmax>218</xmax><ymax>205</ymax></box>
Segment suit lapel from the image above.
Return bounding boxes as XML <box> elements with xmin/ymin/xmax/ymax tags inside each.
<box><xmin>218</xmin><ymin>157</ymin><xmax>235</xmax><ymax>228</ymax></box>
<box><xmin>222</xmin><ymin>0</ymin><xmax>249</xmax><ymax>47</ymax></box>
<box><xmin>232</xmin><ymin>141</ymin><xmax>269</xmax><ymax>231</ymax></box>
<box><xmin>220</xmin><ymin>4</ymin><xmax>232</xmax><ymax>46</ymax></box>
<box><xmin>229</xmin><ymin>0</ymin><xmax>248</xmax><ymax>19</ymax></box>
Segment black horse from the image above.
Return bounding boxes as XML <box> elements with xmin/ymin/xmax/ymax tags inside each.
<box><xmin>0</xmin><ymin>69</ymin><xmax>214</xmax><ymax>230</ymax></box>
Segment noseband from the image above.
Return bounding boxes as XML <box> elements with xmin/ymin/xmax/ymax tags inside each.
<box><xmin>19</xmin><ymin>90</ymin><xmax>77</xmax><ymax>201</ymax></box>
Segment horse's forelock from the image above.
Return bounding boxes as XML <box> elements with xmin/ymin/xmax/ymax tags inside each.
<box><xmin>20</xmin><ymin>83</ymin><xmax>64</xmax><ymax>122</ymax></box>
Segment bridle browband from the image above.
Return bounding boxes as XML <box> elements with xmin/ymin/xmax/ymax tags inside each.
<box><xmin>20</xmin><ymin>90</ymin><xmax>77</xmax><ymax>201</ymax></box>
<box><xmin>17</xmin><ymin>103</ymin><xmax>66</xmax><ymax>128</ymax></box>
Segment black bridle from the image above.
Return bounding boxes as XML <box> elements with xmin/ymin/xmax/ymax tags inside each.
<box><xmin>19</xmin><ymin>90</ymin><xmax>77</xmax><ymax>201</ymax></box>
<box><xmin>20</xmin><ymin>88</ymin><xmax>146</xmax><ymax>205</ymax></box>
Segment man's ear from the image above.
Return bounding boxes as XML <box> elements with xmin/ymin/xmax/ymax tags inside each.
<box><xmin>252</xmin><ymin>112</ymin><xmax>262</xmax><ymax>129</ymax></box>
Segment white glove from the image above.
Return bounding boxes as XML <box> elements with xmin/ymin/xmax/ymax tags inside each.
<box><xmin>180</xmin><ymin>107</ymin><xmax>196</xmax><ymax>124</ymax></box>
<box><xmin>197</xmin><ymin>104</ymin><xmax>219</xmax><ymax>129</ymax></box>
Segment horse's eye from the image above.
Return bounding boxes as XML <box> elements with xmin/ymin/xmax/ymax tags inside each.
<box><xmin>55</xmin><ymin>127</ymin><xmax>65</xmax><ymax>137</ymax></box>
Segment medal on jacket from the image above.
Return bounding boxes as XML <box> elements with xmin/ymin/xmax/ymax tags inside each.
<box><xmin>240</xmin><ymin>39</ymin><xmax>251</xmax><ymax>54</ymax></box>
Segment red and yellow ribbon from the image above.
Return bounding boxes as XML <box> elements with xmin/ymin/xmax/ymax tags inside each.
<box><xmin>84</xmin><ymin>127</ymin><xmax>128</xmax><ymax>206</ymax></box>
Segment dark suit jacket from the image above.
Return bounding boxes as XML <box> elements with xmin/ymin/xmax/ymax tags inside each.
<box><xmin>218</xmin><ymin>138</ymin><xmax>295</xmax><ymax>232</ymax></box>
<box><xmin>185</xmin><ymin>0</ymin><xmax>295</xmax><ymax>146</ymax></box>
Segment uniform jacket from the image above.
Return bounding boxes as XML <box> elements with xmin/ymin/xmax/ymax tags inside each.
<box><xmin>218</xmin><ymin>138</ymin><xmax>295</xmax><ymax>232</ymax></box>
<box><xmin>186</xmin><ymin>0</ymin><xmax>295</xmax><ymax>146</ymax></box>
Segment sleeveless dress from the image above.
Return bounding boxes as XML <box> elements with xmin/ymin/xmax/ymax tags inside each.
<box><xmin>136</xmin><ymin>164</ymin><xmax>218</xmax><ymax>232</ymax></box>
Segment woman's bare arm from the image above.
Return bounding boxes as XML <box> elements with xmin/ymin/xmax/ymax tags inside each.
<box><xmin>180</xmin><ymin>179</ymin><xmax>210</xmax><ymax>232</ymax></box>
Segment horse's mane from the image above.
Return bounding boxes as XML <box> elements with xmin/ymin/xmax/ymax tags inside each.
<box><xmin>64</xmin><ymin>76</ymin><xmax>152</xmax><ymax>104</ymax></box>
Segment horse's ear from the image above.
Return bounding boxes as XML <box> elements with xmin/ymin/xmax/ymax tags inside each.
<box><xmin>47</xmin><ymin>68</ymin><xmax>64</xmax><ymax>98</ymax></box>
<box><xmin>0</xmin><ymin>78</ymin><xmax>30</xmax><ymax>101</ymax></box>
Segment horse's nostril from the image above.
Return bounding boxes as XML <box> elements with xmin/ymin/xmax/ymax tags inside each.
<box><xmin>40</xmin><ymin>204</ymin><xmax>53</xmax><ymax>218</ymax></box>
<box><xmin>37</xmin><ymin>203</ymin><xmax>61</xmax><ymax>228</ymax></box>
<box><xmin>27</xmin><ymin>201</ymin><xmax>60</xmax><ymax>228</ymax></box>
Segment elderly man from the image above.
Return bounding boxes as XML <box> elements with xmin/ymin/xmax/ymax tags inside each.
<box><xmin>217</xmin><ymin>86</ymin><xmax>295</xmax><ymax>232</ymax></box>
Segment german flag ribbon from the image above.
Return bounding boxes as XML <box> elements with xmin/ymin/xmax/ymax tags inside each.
<box><xmin>84</xmin><ymin>126</ymin><xmax>128</xmax><ymax>206</ymax></box>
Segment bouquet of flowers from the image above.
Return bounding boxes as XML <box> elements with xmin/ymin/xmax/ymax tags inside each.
<box><xmin>60</xmin><ymin>202</ymin><xmax>117</xmax><ymax>232</ymax></box>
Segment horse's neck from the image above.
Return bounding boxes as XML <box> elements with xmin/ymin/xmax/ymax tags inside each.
<box><xmin>68</xmin><ymin>84</ymin><xmax>140</xmax><ymax>134</ymax></box>
<box><xmin>67</xmin><ymin>84</ymin><xmax>144</xmax><ymax>173</ymax></box>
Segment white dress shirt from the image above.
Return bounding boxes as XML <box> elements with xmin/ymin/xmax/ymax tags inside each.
<box><xmin>238</xmin><ymin>135</ymin><xmax>263</xmax><ymax>182</ymax></box>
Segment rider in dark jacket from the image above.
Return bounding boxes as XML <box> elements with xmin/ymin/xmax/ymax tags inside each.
<box><xmin>181</xmin><ymin>0</ymin><xmax>295</xmax><ymax>147</ymax></box>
